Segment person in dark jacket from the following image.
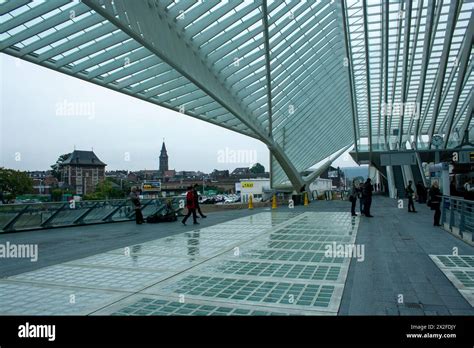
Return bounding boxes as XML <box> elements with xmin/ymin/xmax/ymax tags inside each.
<box><xmin>429</xmin><ymin>182</ymin><xmax>442</xmax><ymax>226</ymax></box>
<box><xmin>416</xmin><ymin>181</ymin><xmax>426</xmax><ymax>203</ymax></box>
<box><xmin>358</xmin><ymin>182</ymin><xmax>364</xmax><ymax>215</ymax></box>
<box><xmin>129</xmin><ymin>187</ymin><xmax>145</xmax><ymax>224</ymax></box>
<box><xmin>349</xmin><ymin>180</ymin><xmax>358</xmax><ymax>217</ymax></box>
<box><xmin>405</xmin><ymin>180</ymin><xmax>417</xmax><ymax>213</ymax></box>
<box><xmin>182</xmin><ymin>186</ymin><xmax>198</xmax><ymax>226</ymax></box>
<box><xmin>362</xmin><ymin>178</ymin><xmax>374</xmax><ymax>217</ymax></box>
<box><xmin>193</xmin><ymin>184</ymin><xmax>206</xmax><ymax>218</ymax></box>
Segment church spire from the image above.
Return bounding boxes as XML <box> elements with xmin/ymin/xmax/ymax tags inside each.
<box><xmin>159</xmin><ymin>140</ymin><xmax>169</xmax><ymax>174</ymax></box>
<box><xmin>160</xmin><ymin>140</ymin><xmax>167</xmax><ymax>155</ymax></box>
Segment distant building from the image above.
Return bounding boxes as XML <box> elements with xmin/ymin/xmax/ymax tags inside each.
<box><xmin>231</xmin><ymin>167</ymin><xmax>251</xmax><ymax>176</ymax></box>
<box><xmin>59</xmin><ymin>150</ymin><xmax>106</xmax><ymax>195</ymax></box>
<box><xmin>320</xmin><ymin>166</ymin><xmax>345</xmax><ymax>188</ymax></box>
<box><xmin>211</xmin><ymin>169</ymin><xmax>229</xmax><ymax>179</ymax></box>
<box><xmin>32</xmin><ymin>175</ymin><xmax>58</xmax><ymax>195</ymax></box>
<box><xmin>136</xmin><ymin>170</ymin><xmax>160</xmax><ymax>181</ymax></box>
<box><xmin>105</xmin><ymin>170</ymin><xmax>128</xmax><ymax>179</ymax></box>
<box><xmin>159</xmin><ymin>141</ymin><xmax>169</xmax><ymax>175</ymax></box>
<box><xmin>175</xmin><ymin>171</ymin><xmax>204</xmax><ymax>179</ymax></box>
<box><xmin>237</xmin><ymin>178</ymin><xmax>271</xmax><ymax>203</ymax></box>
<box><xmin>127</xmin><ymin>172</ymin><xmax>139</xmax><ymax>182</ymax></box>
<box><xmin>308</xmin><ymin>178</ymin><xmax>333</xmax><ymax>196</ymax></box>
<box><xmin>163</xmin><ymin>170</ymin><xmax>176</xmax><ymax>179</ymax></box>
<box><xmin>28</xmin><ymin>171</ymin><xmax>48</xmax><ymax>180</ymax></box>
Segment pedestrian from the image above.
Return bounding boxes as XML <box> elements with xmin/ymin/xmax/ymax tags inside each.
<box><xmin>129</xmin><ymin>187</ymin><xmax>144</xmax><ymax>224</ymax></box>
<box><xmin>416</xmin><ymin>181</ymin><xmax>426</xmax><ymax>203</ymax></box>
<box><xmin>349</xmin><ymin>179</ymin><xmax>358</xmax><ymax>217</ymax></box>
<box><xmin>428</xmin><ymin>182</ymin><xmax>442</xmax><ymax>226</ymax></box>
<box><xmin>405</xmin><ymin>180</ymin><xmax>417</xmax><ymax>213</ymax></box>
<box><xmin>193</xmin><ymin>184</ymin><xmax>206</xmax><ymax>218</ymax></box>
<box><xmin>182</xmin><ymin>186</ymin><xmax>198</xmax><ymax>226</ymax></box>
<box><xmin>463</xmin><ymin>179</ymin><xmax>472</xmax><ymax>192</ymax></box>
<box><xmin>464</xmin><ymin>178</ymin><xmax>474</xmax><ymax>201</ymax></box>
<box><xmin>358</xmin><ymin>182</ymin><xmax>364</xmax><ymax>215</ymax></box>
<box><xmin>363</xmin><ymin>178</ymin><xmax>374</xmax><ymax>217</ymax></box>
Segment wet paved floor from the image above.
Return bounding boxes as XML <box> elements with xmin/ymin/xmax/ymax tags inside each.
<box><xmin>0</xmin><ymin>196</ymin><xmax>473</xmax><ymax>315</ymax></box>
<box><xmin>0</xmin><ymin>211</ymin><xmax>358</xmax><ymax>315</ymax></box>
<box><xmin>339</xmin><ymin>196</ymin><xmax>474</xmax><ymax>315</ymax></box>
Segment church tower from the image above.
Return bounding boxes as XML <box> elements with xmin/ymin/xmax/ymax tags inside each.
<box><xmin>159</xmin><ymin>141</ymin><xmax>169</xmax><ymax>175</ymax></box>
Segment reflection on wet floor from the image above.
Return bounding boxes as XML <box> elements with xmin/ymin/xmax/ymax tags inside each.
<box><xmin>0</xmin><ymin>211</ymin><xmax>359</xmax><ymax>315</ymax></box>
<box><xmin>187</xmin><ymin>230</ymin><xmax>200</xmax><ymax>261</ymax></box>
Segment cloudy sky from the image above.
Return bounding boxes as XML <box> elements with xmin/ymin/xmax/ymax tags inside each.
<box><xmin>0</xmin><ymin>54</ymin><xmax>356</xmax><ymax>172</ymax></box>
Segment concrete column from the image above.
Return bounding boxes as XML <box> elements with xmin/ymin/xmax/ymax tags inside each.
<box><xmin>385</xmin><ymin>165</ymin><xmax>396</xmax><ymax>198</ymax></box>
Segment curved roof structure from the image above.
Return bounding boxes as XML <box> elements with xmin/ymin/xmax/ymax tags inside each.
<box><xmin>1</xmin><ymin>0</ymin><xmax>473</xmax><ymax>189</ymax></box>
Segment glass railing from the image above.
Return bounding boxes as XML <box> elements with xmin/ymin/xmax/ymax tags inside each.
<box><xmin>0</xmin><ymin>197</ymin><xmax>185</xmax><ymax>233</ymax></box>
<box><xmin>441</xmin><ymin>196</ymin><xmax>474</xmax><ymax>238</ymax></box>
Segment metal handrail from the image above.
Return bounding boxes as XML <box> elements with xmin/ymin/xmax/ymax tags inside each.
<box><xmin>441</xmin><ymin>195</ymin><xmax>474</xmax><ymax>236</ymax></box>
<box><xmin>0</xmin><ymin>196</ymin><xmax>186</xmax><ymax>233</ymax></box>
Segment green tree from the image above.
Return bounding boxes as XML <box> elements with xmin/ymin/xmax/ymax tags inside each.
<box><xmin>250</xmin><ymin>163</ymin><xmax>265</xmax><ymax>174</ymax></box>
<box><xmin>51</xmin><ymin>188</ymin><xmax>63</xmax><ymax>202</ymax></box>
<box><xmin>0</xmin><ymin>168</ymin><xmax>34</xmax><ymax>200</ymax></box>
<box><xmin>106</xmin><ymin>177</ymin><xmax>132</xmax><ymax>197</ymax></box>
<box><xmin>50</xmin><ymin>153</ymin><xmax>71</xmax><ymax>180</ymax></box>
<box><xmin>83</xmin><ymin>179</ymin><xmax>125</xmax><ymax>200</ymax></box>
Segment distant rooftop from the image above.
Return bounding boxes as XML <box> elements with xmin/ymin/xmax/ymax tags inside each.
<box><xmin>61</xmin><ymin>150</ymin><xmax>106</xmax><ymax>166</ymax></box>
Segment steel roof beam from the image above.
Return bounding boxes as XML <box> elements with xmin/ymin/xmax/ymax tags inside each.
<box><xmin>427</xmin><ymin>0</ymin><xmax>460</xmax><ymax>148</ymax></box>
<box><xmin>0</xmin><ymin>3</ymin><xmax>92</xmax><ymax>51</ymax></box>
<box><xmin>459</xmin><ymin>93</ymin><xmax>474</xmax><ymax>140</ymax></box>
<box><xmin>398</xmin><ymin>0</ymin><xmax>412</xmax><ymax>149</ymax></box>
<box><xmin>341</xmin><ymin>0</ymin><xmax>360</xmax><ymax>160</ymax></box>
<box><xmin>83</xmin><ymin>0</ymin><xmax>304</xmax><ymax>190</ymax></box>
<box><xmin>0</xmin><ymin>0</ymin><xmax>69</xmax><ymax>33</ymax></box>
<box><xmin>0</xmin><ymin>0</ymin><xmax>30</xmax><ymax>16</ymax></box>
<box><xmin>362</xmin><ymin>0</ymin><xmax>373</xmax><ymax>158</ymax></box>
<box><xmin>443</xmin><ymin>14</ymin><xmax>474</xmax><ymax>149</ymax></box>
<box><xmin>403</xmin><ymin>0</ymin><xmax>423</xmax><ymax>145</ymax></box>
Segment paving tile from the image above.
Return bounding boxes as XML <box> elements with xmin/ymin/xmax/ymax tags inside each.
<box><xmin>1</xmin><ymin>211</ymin><xmax>359</xmax><ymax>316</ymax></box>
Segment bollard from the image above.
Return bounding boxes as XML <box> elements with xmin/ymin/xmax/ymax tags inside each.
<box><xmin>248</xmin><ymin>195</ymin><xmax>254</xmax><ymax>210</ymax></box>
<box><xmin>304</xmin><ymin>192</ymin><xmax>309</xmax><ymax>206</ymax></box>
<box><xmin>272</xmin><ymin>194</ymin><xmax>277</xmax><ymax>209</ymax></box>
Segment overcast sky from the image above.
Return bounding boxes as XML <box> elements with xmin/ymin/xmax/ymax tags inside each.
<box><xmin>0</xmin><ymin>54</ymin><xmax>356</xmax><ymax>172</ymax></box>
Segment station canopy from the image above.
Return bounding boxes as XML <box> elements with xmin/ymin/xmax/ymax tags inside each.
<box><xmin>1</xmin><ymin>0</ymin><xmax>472</xmax><ymax>188</ymax></box>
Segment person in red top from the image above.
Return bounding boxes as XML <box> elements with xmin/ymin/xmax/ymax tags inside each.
<box><xmin>182</xmin><ymin>186</ymin><xmax>198</xmax><ymax>225</ymax></box>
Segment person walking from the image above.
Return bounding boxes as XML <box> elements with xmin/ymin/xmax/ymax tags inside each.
<box><xmin>193</xmin><ymin>184</ymin><xmax>206</xmax><ymax>218</ymax></box>
<box><xmin>428</xmin><ymin>182</ymin><xmax>442</xmax><ymax>226</ymax></box>
<box><xmin>182</xmin><ymin>186</ymin><xmax>198</xmax><ymax>226</ymax></box>
<box><xmin>129</xmin><ymin>187</ymin><xmax>145</xmax><ymax>224</ymax></box>
<box><xmin>358</xmin><ymin>182</ymin><xmax>365</xmax><ymax>215</ymax></box>
<box><xmin>349</xmin><ymin>180</ymin><xmax>358</xmax><ymax>217</ymax></box>
<box><xmin>405</xmin><ymin>181</ymin><xmax>417</xmax><ymax>213</ymax></box>
<box><xmin>363</xmin><ymin>178</ymin><xmax>374</xmax><ymax>217</ymax></box>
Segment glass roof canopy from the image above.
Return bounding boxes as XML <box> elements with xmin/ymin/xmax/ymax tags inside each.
<box><xmin>1</xmin><ymin>0</ymin><xmax>472</xmax><ymax>189</ymax></box>
<box><xmin>346</xmin><ymin>0</ymin><xmax>473</xmax><ymax>153</ymax></box>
